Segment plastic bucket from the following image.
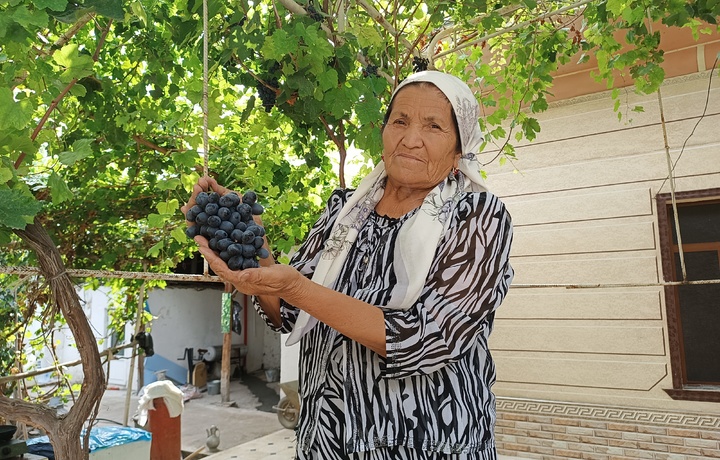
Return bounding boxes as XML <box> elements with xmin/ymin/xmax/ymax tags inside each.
<box><xmin>207</xmin><ymin>380</ymin><xmax>220</xmax><ymax>395</ymax></box>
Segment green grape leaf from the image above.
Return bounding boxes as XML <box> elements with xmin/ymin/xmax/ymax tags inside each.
<box><xmin>58</xmin><ymin>139</ymin><xmax>94</xmax><ymax>165</ymax></box>
<box><xmin>317</xmin><ymin>68</ymin><xmax>338</xmax><ymax>92</ymax></box>
<box><xmin>146</xmin><ymin>241</ymin><xmax>163</xmax><ymax>257</ymax></box>
<box><xmin>0</xmin><ymin>88</ymin><xmax>34</xmax><ymax>131</ymax></box>
<box><xmin>0</xmin><ymin>189</ymin><xmax>42</xmax><ymax>229</ymax></box>
<box><xmin>157</xmin><ymin>199</ymin><xmax>179</xmax><ymax>215</ymax></box>
<box><xmin>52</xmin><ymin>44</ymin><xmax>94</xmax><ymax>81</ymax></box>
<box><xmin>349</xmin><ymin>23</ymin><xmax>384</xmax><ymax>48</ymax></box>
<box><xmin>48</xmin><ymin>171</ymin><xmax>74</xmax><ymax>204</ymax></box>
<box><xmin>261</xmin><ymin>29</ymin><xmax>297</xmax><ymax>61</ymax></box>
<box><xmin>35</xmin><ymin>0</ymin><xmax>68</xmax><ymax>11</ymax></box>
<box><xmin>172</xmin><ymin>150</ymin><xmax>199</xmax><ymax>168</ymax></box>
<box><xmin>171</xmin><ymin>227</ymin><xmax>187</xmax><ymax>244</ymax></box>
<box><xmin>12</xmin><ymin>5</ymin><xmax>49</xmax><ymax>30</ymax></box>
<box><xmin>0</xmin><ymin>167</ymin><xmax>13</xmax><ymax>184</ymax></box>
<box><xmin>157</xmin><ymin>178</ymin><xmax>182</xmax><ymax>191</ymax></box>
<box><xmin>355</xmin><ymin>98</ymin><xmax>382</xmax><ymax>125</ymax></box>
<box><xmin>147</xmin><ymin>213</ymin><xmax>166</xmax><ymax>228</ymax></box>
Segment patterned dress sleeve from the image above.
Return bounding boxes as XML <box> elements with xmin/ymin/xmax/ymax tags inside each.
<box><xmin>252</xmin><ymin>189</ymin><xmax>351</xmax><ymax>333</ymax></box>
<box><xmin>382</xmin><ymin>192</ymin><xmax>514</xmax><ymax>378</ymax></box>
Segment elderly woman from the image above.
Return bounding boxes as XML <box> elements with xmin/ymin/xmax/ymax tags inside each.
<box><xmin>185</xmin><ymin>70</ymin><xmax>514</xmax><ymax>459</ymax></box>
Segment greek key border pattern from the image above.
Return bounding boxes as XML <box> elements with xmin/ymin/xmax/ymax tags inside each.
<box><xmin>497</xmin><ymin>397</ymin><xmax>720</xmax><ymax>429</ymax></box>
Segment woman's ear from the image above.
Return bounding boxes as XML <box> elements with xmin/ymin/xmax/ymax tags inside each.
<box><xmin>453</xmin><ymin>151</ymin><xmax>461</xmax><ymax>169</ymax></box>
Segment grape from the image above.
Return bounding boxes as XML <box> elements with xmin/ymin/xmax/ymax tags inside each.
<box><xmin>251</xmin><ymin>203</ymin><xmax>264</xmax><ymax>215</ymax></box>
<box><xmin>306</xmin><ymin>4</ymin><xmax>323</xmax><ymax>21</ymax></box>
<box><xmin>228</xmin><ymin>256</ymin><xmax>243</xmax><ymax>270</ymax></box>
<box><xmin>228</xmin><ymin>243</ymin><xmax>243</xmax><ymax>256</ymax></box>
<box><xmin>242</xmin><ymin>190</ymin><xmax>257</xmax><ymax>204</ymax></box>
<box><xmin>237</xmin><ymin>203</ymin><xmax>252</xmax><ymax>217</ymax></box>
<box><xmin>186</xmin><ymin>226</ymin><xmax>199</xmax><ymax>239</ymax></box>
<box><xmin>207</xmin><ymin>215</ymin><xmax>222</xmax><ymax>228</ymax></box>
<box><xmin>196</xmin><ymin>212</ymin><xmax>209</xmax><ymax>224</ymax></box>
<box><xmin>188</xmin><ymin>189</ymin><xmax>269</xmax><ymax>270</ymax></box>
<box><xmin>218</xmin><ymin>238</ymin><xmax>233</xmax><ymax>251</ymax></box>
<box><xmin>195</xmin><ymin>192</ymin><xmax>210</xmax><ymax>208</ymax></box>
<box><xmin>242</xmin><ymin>258</ymin><xmax>259</xmax><ymax>269</ymax></box>
<box><xmin>205</xmin><ymin>202</ymin><xmax>219</xmax><ymax>216</ymax></box>
<box><xmin>412</xmin><ymin>56</ymin><xmax>429</xmax><ymax>72</ymax></box>
<box><xmin>217</xmin><ymin>206</ymin><xmax>232</xmax><ymax>220</ymax></box>
<box><xmin>257</xmin><ymin>78</ymin><xmax>278</xmax><ymax>112</ymax></box>
<box><xmin>230</xmin><ymin>229</ymin><xmax>244</xmax><ymax>242</ymax></box>
<box><xmin>219</xmin><ymin>193</ymin><xmax>240</xmax><ymax>207</ymax></box>
<box><xmin>242</xmin><ymin>244</ymin><xmax>256</xmax><ymax>258</ymax></box>
<box><xmin>220</xmin><ymin>220</ymin><xmax>235</xmax><ymax>234</ymax></box>
<box><xmin>363</xmin><ymin>65</ymin><xmax>378</xmax><ymax>77</ymax></box>
<box><xmin>241</xmin><ymin>230</ymin><xmax>255</xmax><ymax>244</ymax></box>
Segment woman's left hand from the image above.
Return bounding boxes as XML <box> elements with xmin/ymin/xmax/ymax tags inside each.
<box><xmin>195</xmin><ymin>236</ymin><xmax>307</xmax><ymax>299</ymax></box>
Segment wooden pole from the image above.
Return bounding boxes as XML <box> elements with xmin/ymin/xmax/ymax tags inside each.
<box><xmin>123</xmin><ymin>280</ymin><xmax>147</xmax><ymax>426</ymax></box>
<box><xmin>221</xmin><ymin>283</ymin><xmax>232</xmax><ymax>403</ymax></box>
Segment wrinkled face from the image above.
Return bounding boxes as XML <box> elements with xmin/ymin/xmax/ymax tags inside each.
<box><xmin>382</xmin><ymin>84</ymin><xmax>461</xmax><ymax>191</ymax></box>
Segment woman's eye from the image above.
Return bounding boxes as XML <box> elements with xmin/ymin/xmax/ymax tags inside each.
<box><xmin>393</xmin><ymin>119</ymin><xmax>406</xmax><ymax>125</ymax></box>
<box><xmin>430</xmin><ymin>124</ymin><xmax>441</xmax><ymax>130</ymax></box>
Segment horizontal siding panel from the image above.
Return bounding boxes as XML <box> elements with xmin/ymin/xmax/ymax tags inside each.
<box><xmin>504</xmin><ymin>187</ymin><xmax>652</xmax><ymax>226</ymax></box>
<box><xmin>669</xmin><ymin>172</ymin><xmax>720</xmax><ymax>195</ymax></box>
<box><xmin>480</xmin><ymin>81</ymin><xmax>720</xmax><ymax>171</ymax></box>
<box><xmin>511</xmin><ymin>253</ymin><xmax>659</xmax><ymax>285</ymax></box>
<box><xmin>485</xmin><ymin>146</ymin><xmax>720</xmax><ymax>197</ymax></box>
<box><xmin>491</xmin><ymin>324</ymin><xmax>665</xmax><ymax>355</ymax></box>
<box><xmin>512</xmin><ymin>221</ymin><xmax>656</xmax><ymax>256</ymax></box>
<box><xmin>495</xmin><ymin>354</ymin><xmax>667</xmax><ymax>390</ymax></box>
<box><xmin>497</xmin><ymin>289</ymin><xmax>662</xmax><ymax>320</ymax></box>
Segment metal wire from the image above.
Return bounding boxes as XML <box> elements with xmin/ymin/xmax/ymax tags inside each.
<box><xmin>0</xmin><ymin>266</ymin><xmax>221</xmax><ymax>283</ymax></box>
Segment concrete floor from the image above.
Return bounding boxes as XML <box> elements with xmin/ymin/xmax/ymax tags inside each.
<box><xmin>95</xmin><ymin>372</ymin><xmax>286</xmax><ymax>457</ymax></box>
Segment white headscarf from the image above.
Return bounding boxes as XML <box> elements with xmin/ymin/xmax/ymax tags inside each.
<box><xmin>286</xmin><ymin>71</ymin><xmax>488</xmax><ymax>345</ymax></box>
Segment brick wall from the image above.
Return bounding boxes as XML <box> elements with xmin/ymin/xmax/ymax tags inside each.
<box><xmin>495</xmin><ymin>398</ymin><xmax>720</xmax><ymax>459</ymax></box>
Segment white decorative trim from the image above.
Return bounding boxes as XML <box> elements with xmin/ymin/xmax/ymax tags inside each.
<box><xmin>497</xmin><ymin>397</ymin><xmax>720</xmax><ymax>428</ymax></box>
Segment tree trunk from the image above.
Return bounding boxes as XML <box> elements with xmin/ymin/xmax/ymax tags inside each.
<box><xmin>0</xmin><ymin>220</ymin><xmax>105</xmax><ymax>460</ymax></box>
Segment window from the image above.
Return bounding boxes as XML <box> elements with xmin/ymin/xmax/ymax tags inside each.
<box><xmin>657</xmin><ymin>189</ymin><xmax>720</xmax><ymax>402</ymax></box>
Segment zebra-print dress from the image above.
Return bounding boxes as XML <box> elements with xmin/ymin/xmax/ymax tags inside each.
<box><xmin>254</xmin><ymin>188</ymin><xmax>514</xmax><ymax>460</ymax></box>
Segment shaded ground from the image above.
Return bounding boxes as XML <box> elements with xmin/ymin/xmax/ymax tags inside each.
<box><xmin>94</xmin><ymin>371</ymin><xmax>284</xmax><ymax>456</ymax></box>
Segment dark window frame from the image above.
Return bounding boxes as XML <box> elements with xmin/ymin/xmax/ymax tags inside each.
<box><xmin>656</xmin><ymin>188</ymin><xmax>720</xmax><ymax>402</ymax></box>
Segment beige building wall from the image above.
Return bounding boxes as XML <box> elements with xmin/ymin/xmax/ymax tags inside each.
<box><xmin>478</xmin><ymin>29</ymin><xmax>720</xmax><ymax>456</ymax></box>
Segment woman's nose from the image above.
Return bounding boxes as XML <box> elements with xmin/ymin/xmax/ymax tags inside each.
<box><xmin>401</xmin><ymin>125</ymin><xmax>423</xmax><ymax>148</ymax></box>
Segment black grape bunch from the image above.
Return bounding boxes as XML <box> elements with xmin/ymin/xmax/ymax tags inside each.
<box><xmin>185</xmin><ymin>190</ymin><xmax>269</xmax><ymax>270</ymax></box>
<box><xmin>412</xmin><ymin>56</ymin><xmax>429</xmax><ymax>72</ymax></box>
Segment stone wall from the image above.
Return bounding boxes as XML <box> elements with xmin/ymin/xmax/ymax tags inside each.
<box><xmin>495</xmin><ymin>398</ymin><xmax>720</xmax><ymax>459</ymax></box>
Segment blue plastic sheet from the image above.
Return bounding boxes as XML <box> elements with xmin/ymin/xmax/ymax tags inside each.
<box><xmin>27</xmin><ymin>425</ymin><xmax>151</xmax><ymax>455</ymax></box>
